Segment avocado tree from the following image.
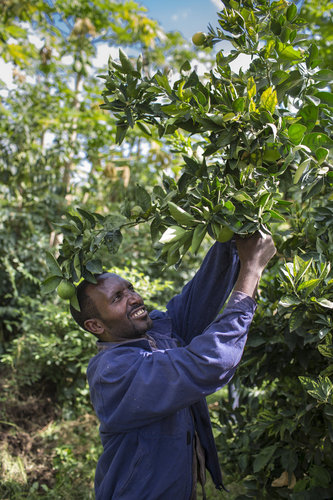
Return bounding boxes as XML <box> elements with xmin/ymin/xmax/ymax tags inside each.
<box><xmin>46</xmin><ymin>0</ymin><xmax>333</xmax><ymax>496</ymax></box>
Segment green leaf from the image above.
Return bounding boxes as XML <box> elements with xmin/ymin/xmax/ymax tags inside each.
<box><xmin>159</xmin><ymin>226</ymin><xmax>186</xmax><ymax>244</ymax></box>
<box><xmin>286</xmin><ymin>3</ymin><xmax>297</xmax><ymax>21</ymax></box>
<box><xmin>82</xmin><ymin>269</ymin><xmax>98</xmax><ymax>284</ymax></box>
<box><xmin>247</xmin><ymin>77</ymin><xmax>256</xmax><ymax>99</ymax></box>
<box><xmin>45</xmin><ymin>251</ymin><xmax>63</xmax><ymax>277</ymax></box>
<box><xmin>276</xmin><ymin>70</ymin><xmax>303</xmax><ymax>101</ymax></box>
<box><xmin>166</xmin><ymin>243</ymin><xmax>180</xmax><ymax>267</ymax></box>
<box><xmin>191</xmin><ymin>224</ymin><xmax>207</xmax><ymax>254</ymax></box>
<box><xmin>116</xmin><ymin>124</ymin><xmax>129</xmax><ymax>145</ymax></box>
<box><xmin>306</xmin><ymin>43</ymin><xmax>319</xmax><ymax>69</ymax></box>
<box><xmin>70</xmin><ymin>293</ymin><xmax>80</xmax><ymax>312</ymax></box>
<box><xmin>301</xmin><ymin>376</ymin><xmax>333</xmax><ymax>403</ymax></box>
<box><xmin>260</xmin><ymin>87</ymin><xmax>278</xmax><ymax>114</ymax></box>
<box><xmin>233</xmin><ymin>191</ymin><xmax>253</xmax><ymax>203</ymax></box>
<box><xmin>318</xmin><ymin>344</ymin><xmax>333</xmax><ymax>359</ymax></box>
<box><xmin>293</xmin><ymin>159</ymin><xmax>311</xmax><ymax>184</ymax></box>
<box><xmin>289</xmin><ymin>309</ymin><xmax>304</xmax><ymax>332</ymax></box>
<box><xmin>288</xmin><ymin>124</ymin><xmax>307</xmax><ymax>145</ymax></box>
<box><xmin>268</xmin><ymin>209</ymin><xmax>285</xmax><ymax>221</ymax></box>
<box><xmin>302</xmin><ymin>132</ymin><xmax>333</xmax><ymax>150</ymax></box>
<box><xmin>233</xmin><ymin>97</ymin><xmax>245</xmax><ymax>112</ymax></box>
<box><xmin>77</xmin><ymin>208</ymin><xmax>96</xmax><ymax>228</ymax></box>
<box><xmin>104</xmin><ymin>229</ymin><xmax>123</xmax><ymax>254</ymax></box>
<box><xmin>253</xmin><ymin>445</ymin><xmax>277</xmax><ymax>473</ymax></box>
<box><xmin>168</xmin><ymin>202</ymin><xmax>196</xmax><ymax>226</ymax></box>
<box><xmin>295</xmin><ymin>258</ymin><xmax>312</xmax><ymax>284</ymax></box>
<box><xmin>85</xmin><ymin>259</ymin><xmax>103</xmax><ymax>274</ymax></box>
<box><xmin>258</xmin><ymin>193</ymin><xmax>270</xmax><ymax>208</ymax></box>
<box><xmin>135</xmin><ymin>185</ymin><xmax>151</xmax><ymax>212</ymax></box>
<box><xmin>40</xmin><ymin>275</ymin><xmax>62</xmax><ymax>295</ymax></box>
<box><xmin>270</xmin><ymin>19</ymin><xmax>281</xmax><ymax>36</ymax></box>
<box><xmin>280</xmin><ymin>296</ymin><xmax>301</xmax><ymax>307</ymax></box>
<box><xmin>297</xmin><ymin>278</ymin><xmax>320</xmax><ymax>293</ymax></box>
<box><xmin>183</xmin><ymin>70</ymin><xmax>199</xmax><ymax>89</ymax></box>
<box><xmin>316</xmin><ymin>148</ymin><xmax>329</xmax><ymax>164</ymax></box>
<box><xmin>276</xmin><ymin>42</ymin><xmax>303</xmax><ymax>61</ymax></box>
<box><xmin>313</xmin><ymin>298</ymin><xmax>333</xmax><ymax>309</ymax></box>
<box><xmin>316</xmin><ymin>91</ymin><xmax>333</xmax><ymax>107</ymax></box>
<box><xmin>119</xmin><ymin>48</ymin><xmax>134</xmax><ymax>74</ymax></box>
<box><xmin>180</xmin><ymin>60</ymin><xmax>191</xmax><ymax>72</ymax></box>
<box><xmin>309</xmin><ymin>465</ymin><xmax>331</xmax><ymax>488</ymax></box>
<box><xmin>154</xmin><ymin>72</ymin><xmax>172</xmax><ymax>94</ymax></box>
<box><xmin>305</xmin><ymin>94</ymin><xmax>320</xmax><ymax>106</ymax></box>
<box><xmin>299</xmin><ymin>104</ymin><xmax>318</xmax><ymax>130</ymax></box>
<box><xmin>150</xmin><ymin>217</ymin><xmax>162</xmax><ymax>244</ymax></box>
<box><xmin>73</xmin><ymin>253</ymin><xmax>82</xmax><ymax>281</ymax></box>
<box><xmin>137</xmin><ymin>121</ymin><xmax>152</xmax><ymax>136</ymax></box>
<box><xmin>313</xmin><ymin>70</ymin><xmax>333</xmax><ymax>83</ymax></box>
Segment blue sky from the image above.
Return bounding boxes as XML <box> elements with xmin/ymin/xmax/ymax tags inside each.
<box><xmin>138</xmin><ymin>0</ymin><xmax>222</xmax><ymax>41</ymax></box>
<box><xmin>137</xmin><ymin>0</ymin><xmax>306</xmax><ymax>41</ymax></box>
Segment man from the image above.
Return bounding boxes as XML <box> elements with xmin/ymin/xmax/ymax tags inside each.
<box><xmin>70</xmin><ymin>233</ymin><xmax>276</xmax><ymax>499</ymax></box>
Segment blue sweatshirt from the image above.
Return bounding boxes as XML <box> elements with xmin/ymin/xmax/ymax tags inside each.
<box><xmin>87</xmin><ymin>241</ymin><xmax>256</xmax><ymax>499</ymax></box>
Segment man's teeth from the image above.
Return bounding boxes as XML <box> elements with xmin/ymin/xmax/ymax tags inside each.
<box><xmin>132</xmin><ymin>308</ymin><xmax>145</xmax><ymax>318</ymax></box>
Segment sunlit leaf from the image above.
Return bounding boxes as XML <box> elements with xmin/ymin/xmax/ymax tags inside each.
<box><xmin>260</xmin><ymin>87</ymin><xmax>278</xmax><ymax>114</ymax></box>
<box><xmin>288</xmin><ymin>123</ymin><xmax>307</xmax><ymax>145</ymax></box>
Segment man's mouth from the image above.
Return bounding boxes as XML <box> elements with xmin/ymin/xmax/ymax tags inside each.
<box><xmin>130</xmin><ymin>307</ymin><xmax>147</xmax><ymax>319</ymax></box>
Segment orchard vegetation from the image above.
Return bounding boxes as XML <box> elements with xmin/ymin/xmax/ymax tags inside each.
<box><xmin>1</xmin><ymin>0</ymin><xmax>332</xmax><ymax>498</ymax></box>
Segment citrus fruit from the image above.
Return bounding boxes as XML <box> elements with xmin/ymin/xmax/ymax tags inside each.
<box><xmin>262</xmin><ymin>147</ymin><xmax>280</xmax><ymax>163</ymax></box>
<box><xmin>213</xmin><ymin>224</ymin><xmax>234</xmax><ymax>243</ymax></box>
<box><xmin>130</xmin><ymin>205</ymin><xmax>144</xmax><ymax>218</ymax></box>
<box><xmin>57</xmin><ymin>280</ymin><xmax>76</xmax><ymax>300</ymax></box>
<box><xmin>192</xmin><ymin>32</ymin><xmax>206</xmax><ymax>46</ymax></box>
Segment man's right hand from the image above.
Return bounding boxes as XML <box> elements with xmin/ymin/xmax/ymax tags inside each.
<box><xmin>233</xmin><ymin>232</ymin><xmax>276</xmax><ymax>299</ymax></box>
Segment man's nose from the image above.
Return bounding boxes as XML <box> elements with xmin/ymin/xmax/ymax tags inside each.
<box><xmin>126</xmin><ymin>290</ymin><xmax>142</xmax><ymax>304</ymax></box>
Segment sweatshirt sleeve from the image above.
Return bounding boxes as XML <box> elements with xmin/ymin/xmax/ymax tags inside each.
<box><xmin>166</xmin><ymin>240</ymin><xmax>240</xmax><ymax>344</ymax></box>
<box><xmin>88</xmin><ymin>292</ymin><xmax>256</xmax><ymax>433</ymax></box>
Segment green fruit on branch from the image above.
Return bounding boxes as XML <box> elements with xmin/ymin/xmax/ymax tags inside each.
<box><xmin>262</xmin><ymin>146</ymin><xmax>281</xmax><ymax>163</ymax></box>
<box><xmin>57</xmin><ymin>280</ymin><xmax>76</xmax><ymax>300</ymax></box>
<box><xmin>212</xmin><ymin>223</ymin><xmax>234</xmax><ymax>243</ymax></box>
<box><xmin>192</xmin><ymin>32</ymin><xmax>207</xmax><ymax>46</ymax></box>
<box><xmin>130</xmin><ymin>205</ymin><xmax>144</xmax><ymax>218</ymax></box>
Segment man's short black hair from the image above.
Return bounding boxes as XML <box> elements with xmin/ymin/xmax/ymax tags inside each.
<box><xmin>70</xmin><ymin>274</ymin><xmax>106</xmax><ymax>332</ymax></box>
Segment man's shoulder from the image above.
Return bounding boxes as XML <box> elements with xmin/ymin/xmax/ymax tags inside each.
<box><xmin>87</xmin><ymin>342</ymin><xmax>146</xmax><ymax>385</ymax></box>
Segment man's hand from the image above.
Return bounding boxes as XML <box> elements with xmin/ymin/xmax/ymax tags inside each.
<box><xmin>234</xmin><ymin>233</ymin><xmax>276</xmax><ymax>299</ymax></box>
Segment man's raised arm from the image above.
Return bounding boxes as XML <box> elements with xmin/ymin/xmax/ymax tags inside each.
<box><xmin>233</xmin><ymin>233</ymin><xmax>276</xmax><ymax>300</ymax></box>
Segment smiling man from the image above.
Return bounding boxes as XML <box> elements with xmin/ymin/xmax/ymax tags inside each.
<box><xmin>81</xmin><ymin>274</ymin><xmax>153</xmax><ymax>342</ymax></box>
<box><xmin>70</xmin><ymin>233</ymin><xmax>276</xmax><ymax>500</ymax></box>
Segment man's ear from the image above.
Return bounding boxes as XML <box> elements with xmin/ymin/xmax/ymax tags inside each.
<box><xmin>84</xmin><ymin>318</ymin><xmax>105</xmax><ymax>336</ymax></box>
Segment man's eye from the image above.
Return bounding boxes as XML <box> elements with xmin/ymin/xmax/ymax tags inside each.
<box><xmin>128</xmin><ymin>284</ymin><xmax>134</xmax><ymax>291</ymax></box>
<box><xmin>113</xmin><ymin>293</ymin><xmax>122</xmax><ymax>302</ymax></box>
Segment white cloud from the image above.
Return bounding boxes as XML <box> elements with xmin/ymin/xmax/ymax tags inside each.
<box><xmin>0</xmin><ymin>60</ymin><xmax>14</xmax><ymax>88</ymax></box>
<box><xmin>171</xmin><ymin>9</ymin><xmax>190</xmax><ymax>22</ymax></box>
<box><xmin>230</xmin><ymin>53</ymin><xmax>252</xmax><ymax>73</ymax></box>
<box><xmin>92</xmin><ymin>45</ymin><xmax>122</xmax><ymax>69</ymax></box>
<box><xmin>211</xmin><ymin>0</ymin><xmax>223</xmax><ymax>9</ymax></box>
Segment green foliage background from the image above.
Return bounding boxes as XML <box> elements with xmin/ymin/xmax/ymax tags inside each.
<box><xmin>1</xmin><ymin>0</ymin><xmax>333</xmax><ymax>498</ymax></box>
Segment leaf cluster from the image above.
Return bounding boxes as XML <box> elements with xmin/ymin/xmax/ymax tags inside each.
<box><xmin>95</xmin><ymin>0</ymin><xmax>332</xmax><ymax>264</ymax></box>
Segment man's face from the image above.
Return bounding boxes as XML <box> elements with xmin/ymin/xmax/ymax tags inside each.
<box><xmin>84</xmin><ymin>273</ymin><xmax>153</xmax><ymax>342</ymax></box>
